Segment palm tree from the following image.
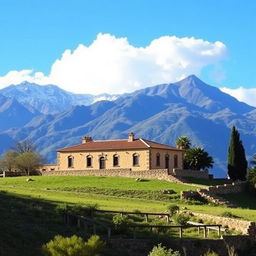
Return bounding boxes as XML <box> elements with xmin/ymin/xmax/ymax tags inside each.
<box><xmin>176</xmin><ymin>136</ymin><xmax>191</xmax><ymax>150</ymax></box>
<box><xmin>184</xmin><ymin>147</ymin><xmax>214</xmax><ymax>171</ymax></box>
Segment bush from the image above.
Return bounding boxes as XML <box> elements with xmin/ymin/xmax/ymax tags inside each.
<box><xmin>220</xmin><ymin>211</ymin><xmax>239</xmax><ymax>219</ymax></box>
<box><xmin>148</xmin><ymin>244</ymin><xmax>181</xmax><ymax>256</ymax></box>
<box><xmin>167</xmin><ymin>204</ymin><xmax>179</xmax><ymax>216</ymax></box>
<box><xmin>55</xmin><ymin>204</ymin><xmax>98</xmax><ymax>217</ymax></box>
<box><xmin>112</xmin><ymin>214</ymin><xmax>129</xmax><ymax>232</ymax></box>
<box><xmin>173</xmin><ymin>213</ymin><xmax>190</xmax><ymax>225</ymax></box>
<box><xmin>42</xmin><ymin>234</ymin><xmax>105</xmax><ymax>256</ymax></box>
<box><xmin>202</xmin><ymin>250</ymin><xmax>219</xmax><ymax>256</ymax></box>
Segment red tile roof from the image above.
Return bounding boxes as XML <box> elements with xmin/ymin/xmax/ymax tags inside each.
<box><xmin>57</xmin><ymin>138</ymin><xmax>182</xmax><ymax>152</ymax></box>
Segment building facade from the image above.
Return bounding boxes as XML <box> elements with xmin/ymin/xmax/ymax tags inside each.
<box><xmin>56</xmin><ymin>133</ymin><xmax>184</xmax><ymax>172</ymax></box>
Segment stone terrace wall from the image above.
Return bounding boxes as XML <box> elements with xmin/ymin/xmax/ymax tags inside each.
<box><xmin>41</xmin><ymin>169</ymin><xmax>183</xmax><ymax>183</ymax></box>
<box><xmin>170</xmin><ymin>168</ymin><xmax>209</xmax><ymax>179</ymax></box>
<box><xmin>206</xmin><ymin>182</ymin><xmax>246</xmax><ymax>194</ymax></box>
<box><xmin>191</xmin><ymin>212</ymin><xmax>255</xmax><ymax>236</ymax></box>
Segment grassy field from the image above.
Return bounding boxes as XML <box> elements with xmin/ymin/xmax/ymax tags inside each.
<box><xmin>0</xmin><ymin>176</ymin><xmax>255</xmax><ymax>221</ymax></box>
<box><xmin>0</xmin><ymin>175</ymin><xmax>255</xmax><ymax>256</ymax></box>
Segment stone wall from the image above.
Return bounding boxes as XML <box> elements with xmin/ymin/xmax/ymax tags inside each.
<box><xmin>191</xmin><ymin>212</ymin><xmax>255</xmax><ymax>236</ymax></box>
<box><xmin>41</xmin><ymin>169</ymin><xmax>183</xmax><ymax>183</ymax></box>
<box><xmin>206</xmin><ymin>182</ymin><xmax>246</xmax><ymax>194</ymax></box>
<box><xmin>170</xmin><ymin>168</ymin><xmax>209</xmax><ymax>179</ymax></box>
<box><xmin>110</xmin><ymin>236</ymin><xmax>256</xmax><ymax>256</ymax></box>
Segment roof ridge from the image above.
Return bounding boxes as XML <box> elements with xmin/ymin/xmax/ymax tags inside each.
<box><xmin>140</xmin><ymin>138</ymin><xmax>150</xmax><ymax>148</ymax></box>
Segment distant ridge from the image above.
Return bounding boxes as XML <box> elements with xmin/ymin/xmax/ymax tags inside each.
<box><xmin>0</xmin><ymin>75</ymin><xmax>255</xmax><ymax>177</ymax></box>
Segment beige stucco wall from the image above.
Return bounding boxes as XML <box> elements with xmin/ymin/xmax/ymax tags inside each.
<box><xmin>57</xmin><ymin>149</ymin><xmax>150</xmax><ymax>171</ymax></box>
<box><xmin>150</xmin><ymin>148</ymin><xmax>183</xmax><ymax>170</ymax></box>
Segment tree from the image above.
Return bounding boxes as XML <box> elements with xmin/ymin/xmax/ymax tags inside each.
<box><xmin>247</xmin><ymin>154</ymin><xmax>256</xmax><ymax>191</ymax></box>
<box><xmin>15</xmin><ymin>151</ymin><xmax>43</xmax><ymax>175</ymax></box>
<box><xmin>13</xmin><ymin>139</ymin><xmax>36</xmax><ymax>154</ymax></box>
<box><xmin>176</xmin><ymin>136</ymin><xmax>191</xmax><ymax>150</ymax></box>
<box><xmin>0</xmin><ymin>151</ymin><xmax>18</xmax><ymax>171</ymax></box>
<box><xmin>184</xmin><ymin>147</ymin><xmax>214</xmax><ymax>171</ymax></box>
<box><xmin>227</xmin><ymin>126</ymin><xmax>247</xmax><ymax>181</ymax></box>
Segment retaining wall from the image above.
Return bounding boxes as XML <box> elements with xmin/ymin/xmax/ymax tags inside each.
<box><xmin>170</xmin><ymin>168</ymin><xmax>209</xmax><ymax>179</ymax></box>
<box><xmin>206</xmin><ymin>182</ymin><xmax>246</xmax><ymax>194</ymax></box>
<box><xmin>41</xmin><ymin>169</ymin><xmax>183</xmax><ymax>183</ymax></box>
<box><xmin>191</xmin><ymin>212</ymin><xmax>255</xmax><ymax>236</ymax></box>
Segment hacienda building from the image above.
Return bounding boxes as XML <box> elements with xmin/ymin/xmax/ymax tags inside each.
<box><xmin>54</xmin><ymin>133</ymin><xmax>184</xmax><ymax>172</ymax></box>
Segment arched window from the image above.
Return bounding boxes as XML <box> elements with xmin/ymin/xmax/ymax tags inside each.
<box><xmin>67</xmin><ymin>155</ymin><xmax>74</xmax><ymax>168</ymax></box>
<box><xmin>156</xmin><ymin>153</ymin><xmax>160</xmax><ymax>167</ymax></box>
<box><xmin>174</xmin><ymin>154</ymin><xmax>178</xmax><ymax>168</ymax></box>
<box><xmin>99</xmin><ymin>156</ymin><xmax>105</xmax><ymax>169</ymax></box>
<box><xmin>86</xmin><ymin>155</ymin><xmax>93</xmax><ymax>167</ymax></box>
<box><xmin>133</xmin><ymin>153</ymin><xmax>139</xmax><ymax>166</ymax></box>
<box><xmin>165</xmin><ymin>154</ymin><xmax>169</xmax><ymax>169</ymax></box>
<box><xmin>113</xmin><ymin>154</ymin><xmax>119</xmax><ymax>167</ymax></box>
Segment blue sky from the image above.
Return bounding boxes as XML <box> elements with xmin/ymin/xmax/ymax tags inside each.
<box><xmin>0</xmin><ymin>0</ymin><xmax>256</xmax><ymax>103</ymax></box>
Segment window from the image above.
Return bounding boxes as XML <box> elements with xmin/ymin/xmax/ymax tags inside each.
<box><xmin>67</xmin><ymin>156</ymin><xmax>74</xmax><ymax>168</ymax></box>
<box><xmin>133</xmin><ymin>153</ymin><xmax>139</xmax><ymax>166</ymax></box>
<box><xmin>113</xmin><ymin>154</ymin><xmax>119</xmax><ymax>167</ymax></box>
<box><xmin>165</xmin><ymin>154</ymin><xmax>169</xmax><ymax>169</ymax></box>
<box><xmin>86</xmin><ymin>155</ymin><xmax>92</xmax><ymax>167</ymax></box>
<box><xmin>174</xmin><ymin>155</ymin><xmax>178</xmax><ymax>168</ymax></box>
<box><xmin>156</xmin><ymin>153</ymin><xmax>160</xmax><ymax>167</ymax></box>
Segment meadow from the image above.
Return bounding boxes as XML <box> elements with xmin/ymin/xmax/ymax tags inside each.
<box><xmin>0</xmin><ymin>176</ymin><xmax>255</xmax><ymax>221</ymax></box>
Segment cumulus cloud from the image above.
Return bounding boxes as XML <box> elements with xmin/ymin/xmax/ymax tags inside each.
<box><xmin>220</xmin><ymin>87</ymin><xmax>256</xmax><ymax>107</ymax></box>
<box><xmin>0</xmin><ymin>33</ymin><xmax>227</xmax><ymax>94</ymax></box>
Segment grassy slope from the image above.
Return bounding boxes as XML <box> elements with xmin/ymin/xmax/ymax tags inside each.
<box><xmin>0</xmin><ymin>176</ymin><xmax>255</xmax><ymax>221</ymax></box>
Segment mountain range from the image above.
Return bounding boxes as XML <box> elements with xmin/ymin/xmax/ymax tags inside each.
<box><xmin>0</xmin><ymin>75</ymin><xmax>255</xmax><ymax>177</ymax></box>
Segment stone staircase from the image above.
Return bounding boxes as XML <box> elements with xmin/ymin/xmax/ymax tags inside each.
<box><xmin>197</xmin><ymin>188</ymin><xmax>237</xmax><ymax>208</ymax></box>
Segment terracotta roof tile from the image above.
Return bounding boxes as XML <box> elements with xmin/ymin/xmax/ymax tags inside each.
<box><xmin>57</xmin><ymin>138</ymin><xmax>183</xmax><ymax>152</ymax></box>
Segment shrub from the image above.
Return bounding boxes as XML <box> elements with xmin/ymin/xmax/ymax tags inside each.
<box><xmin>148</xmin><ymin>244</ymin><xmax>181</xmax><ymax>256</ymax></box>
<box><xmin>220</xmin><ymin>211</ymin><xmax>239</xmax><ymax>219</ymax></box>
<box><xmin>167</xmin><ymin>204</ymin><xmax>179</xmax><ymax>216</ymax></box>
<box><xmin>112</xmin><ymin>214</ymin><xmax>129</xmax><ymax>232</ymax></box>
<box><xmin>202</xmin><ymin>250</ymin><xmax>219</xmax><ymax>256</ymax></box>
<box><xmin>55</xmin><ymin>204</ymin><xmax>98</xmax><ymax>217</ymax></box>
<box><xmin>42</xmin><ymin>234</ymin><xmax>105</xmax><ymax>256</ymax></box>
<box><xmin>173</xmin><ymin>213</ymin><xmax>190</xmax><ymax>225</ymax></box>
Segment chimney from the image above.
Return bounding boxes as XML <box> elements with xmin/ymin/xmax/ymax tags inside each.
<box><xmin>82</xmin><ymin>136</ymin><xmax>93</xmax><ymax>144</ymax></box>
<box><xmin>128</xmin><ymin>132</ymin><xmax>135</xmax><ymax>142</ymax></box>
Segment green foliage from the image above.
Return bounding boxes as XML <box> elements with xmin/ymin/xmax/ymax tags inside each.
<box><xmin>176</xmin><ymin>136</ymin><xmax>191</xmax><ymax>150</ymax></box>
<box><xmin>0</xmin><ymin>150</ymin><xmax>19</xmax><ymax>171</ymax></box>
<box><xmin>167</xmin><ymin>204</ymin><xmax>179</xmax><ymax>216</ymax></box>
<box><xmin>227</xmin><ymin>246</ymin><xmax>238</xmax><ymax>256</ymax></box>
<box><xmin>202</xmin><ymin>250</ymin><xmax>219</xmax><ymax>256</ymax></box>
<box><xmin>247</xmin><ymin>168</ymin><xmax>256</xmax><ymax>190</ymax></box>
<box><xmin>15</xmin><ymin>151</ymin><xmax>44</xmax><ymax>175</ymax></box>
<box><xmin>220</xmin><ymin>211</ymin><xmax>239</xmax><ymax>219</ymax></box>
<box><xmin>112</xmin><ymin>214</ymin><xmax>129</xmax><ymax>228</ymax></box>
<box><xmin>173</xmin><ymin>213</ymin><xmax>190</xmax><ymax>225</ymax></box>
<box><xmin>148</xmin><ymin>244</ymin><xmax>181</xmax><ymax>256</ymax></box>
<box><xmin>227</xmin><ymin>126</ymin><xmax>247</xmax><ymax>181</ymax></box>
<box><xmin>184</xmin><ymin>147</ymin><xmax>214</xmax><ymax>171</ymax></box>
<box><xmin>42</xmin><ymin>234</ymin><xmax>105</xmax><ymax>256</ymax></box>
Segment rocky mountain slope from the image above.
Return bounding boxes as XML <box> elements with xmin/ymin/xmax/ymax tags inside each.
<box><xmin>0</xmin><ymin>75</ymin><xmax>255</xmax><ymax>177</ymax></box>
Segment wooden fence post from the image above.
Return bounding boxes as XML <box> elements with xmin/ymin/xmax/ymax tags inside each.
<box><xmin>203</xmin><ymin>227</ymin><xmax>207</xmax><ymax>238</ymax></box>
<box><xmin>107</xmin><ymin>228</ymin><xmax>111</xmax><ymax>241</ymax></box>
<box><xmin>179</xmin><ymin>227</ymin><xmax>183</xmax><ymax>238</ymax></box>
<box><xmin>77</xmin><ymin>217</ymin><xmax>81</xmax><ymax>228</ymax></box>
<box><xmin>145</xmin><ymin>214</ymin><xmax>149</xmax><ymax>223</ymax></box>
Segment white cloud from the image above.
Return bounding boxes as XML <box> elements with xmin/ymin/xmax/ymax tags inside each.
<box><xmin>220</xmin><ymin>87</ymin><xmax>256</xmax><ymax>107</ymax></box>
<box><xmin>0</xmin><ymin>33</ymin><xmax>227</xmax><ymax>94</ymax></box>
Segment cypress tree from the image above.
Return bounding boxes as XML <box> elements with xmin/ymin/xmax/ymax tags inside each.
<box><xmin>227</xmin><ymin>126</ymin><xmax>247</xmax><ymax>181</ymax></box>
